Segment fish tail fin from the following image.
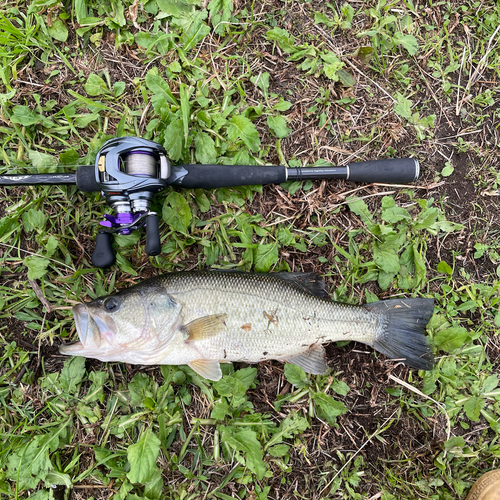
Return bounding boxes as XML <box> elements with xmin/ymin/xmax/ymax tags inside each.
<box><xmin>366</xmin><ymin>298</ymin><xmax>435</xmax><ymax>370</ymax></box>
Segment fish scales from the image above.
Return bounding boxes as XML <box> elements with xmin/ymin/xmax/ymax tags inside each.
<box><xmin>153</xmin><ymin>272</ymin><xmax>378</xmax><ymax>362</ymax></box>
<box><xmin>60</xmin><ymin>271</ymin><xmax>435</xmax><ymax>380</ymax></box>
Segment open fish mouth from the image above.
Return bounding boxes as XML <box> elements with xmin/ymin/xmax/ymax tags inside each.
<box><xmin>74</xmin><ymin>303</ymin><xmax>90</xmax><ymax>344</ymax></box>
<box><xmin>59</xmin><ymin>303</ymin><xmax>96</xmax><ymax>354</ymax></box>
<box><xmin>59</xmin><ymin>341</ymin><xmax>85</xmax><ymax>353</ymax></box>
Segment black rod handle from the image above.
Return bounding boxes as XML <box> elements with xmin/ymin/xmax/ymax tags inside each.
<box><xmin>287</xmin><ymin>158</ymin><xmax>419</xmax><ymax>184</ymax></box>
<box><xmin>347</xmin><ymin>158</ymin><xmax>419</xmax><ymax>183</ymax></box>
<box><xmin>92</xmin><ymin>232</ymin><xmax>115</xmax><ymax>268</ymax></box>
<box><xmin>145</xmin><ymin>214</ymin><xmax>161</xmax><ymax>256</ymax></box>
<box><xmin>170</xmin><ymin>164</ymin><xmax>288</xmax><ymax>189</ymax></box>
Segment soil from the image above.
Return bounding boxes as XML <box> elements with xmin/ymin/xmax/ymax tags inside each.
<box><xmin>2</xmin><ymin>1</ymin><xmax>500</xmax><ymax>498</ymax></box>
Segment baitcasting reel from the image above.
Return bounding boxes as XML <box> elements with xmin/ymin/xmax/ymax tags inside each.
<box><xmin>80</xmin><ymin>137</ymin><xmax>170</xmax><ymax>268</ymax></box>
<box><xmin>0</xmin><ymin>136</ymin><xmax>421</xmax><ymax>268</ymax></box>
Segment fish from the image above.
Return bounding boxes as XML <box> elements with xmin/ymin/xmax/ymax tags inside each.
<box><xmin>59</xmin><ymin>271</ymin><xmax>435</xmax><ymax>381</ymax></box>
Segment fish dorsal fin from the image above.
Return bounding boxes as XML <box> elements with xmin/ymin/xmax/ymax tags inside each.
<box><xmin>211</xmin><ymin>270</ymin><xmax>327</xmax><ymax>297</ymax></box>
<box><xmin>182</xmin><ymin>314</ymin><xmax>228</xmax><ymax>342</ymax></box>
<box><xmin>188</xmin><ymin>359</ymin><xmax>222</xmax><ymax>381</ymax></box>
<box><xmin>275</xmin><ymin>272</ymin><xmax>327</xmax><ymax>298</ymax></box>
<box><xmin>286</xmin><ymin>344</ymin><xmax>328</xmax><ymax>375</ymax></box>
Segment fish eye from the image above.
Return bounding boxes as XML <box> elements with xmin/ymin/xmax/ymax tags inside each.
<box><xmin>103</xmin><ymin>297</ymin><xmax>120</xmax><ymax>312</ymax></box>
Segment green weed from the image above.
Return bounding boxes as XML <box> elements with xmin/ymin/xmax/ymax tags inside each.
<box><xmin>1</xmin><ymin>0</ymin><xmax>500</xmax><ymax>498</ymax></box>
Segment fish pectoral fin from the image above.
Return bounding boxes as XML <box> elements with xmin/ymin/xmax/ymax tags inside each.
<box><xmin>188</xmin><ymin>359</ymin><xmax>222</xmax><ymax>381</ymax></box>
<box><xmin>182</xmin><ymin>314</ymin><xmax>228</xmax><ymax>342</ymax></box>
<box><xmin>286</xmin><ymin>344</ymin><xmax>328</xmax><ymax>375</ymax></box>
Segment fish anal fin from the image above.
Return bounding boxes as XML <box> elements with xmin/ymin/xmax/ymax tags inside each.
<box><xmin>182</xmin><ymin>314</ymin><xmax>228</xmax><ymax>342</ymax></box>
<box><xmin>286</xmin><ymin>344</ymin><xmax>328</xmax><ymax>375</ymax></box>
<box><xmin>188</xmin><ymin>359</ymin><xmax>222</xmax><ymax>381</ymax></box>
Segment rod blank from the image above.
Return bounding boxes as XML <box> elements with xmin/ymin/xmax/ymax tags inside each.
<box><xmin>0</xmin><ymin>173</ymin><xmax>77</xmax><ymax>186</ymax></box>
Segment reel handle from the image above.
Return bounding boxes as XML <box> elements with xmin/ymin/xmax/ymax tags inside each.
<box><xmin>145</xmin><ymin>213</ymin><xmax>161</xmax><ymax>256</ymax></box>
<box><xmin>92</xmin><ymin>232</ymin><xmax>116</xmax><ymax>268</ymax></box>
<box><xmin>91</xmin><ymin>213</ymin><xmax>160</xmax><ymax>268</ymax></box>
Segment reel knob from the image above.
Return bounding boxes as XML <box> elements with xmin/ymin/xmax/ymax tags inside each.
<box><xmin>92</xmin><ymin>232</ymin><xmax>116</xmax><ymax>268</ymax></box>
<box><xmin>145</xmin><ymin>213</ymin><xmax>161</xmax><ymax>256</ymax></box>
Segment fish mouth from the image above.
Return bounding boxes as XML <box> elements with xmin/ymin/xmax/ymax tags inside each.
<box><xmin>59</xmin><ymin>341</ymin><xmax>85</xmax><ymax>354</ymax></box>
<box><xmin>74</xmin><ymin>303</ymin><xmax>90</xmax><ymax>344</ymax></box>
<box><xmin>59</xmin><ymin>303</ymin><xmax>96</xmax><ymax>354</ymax></box>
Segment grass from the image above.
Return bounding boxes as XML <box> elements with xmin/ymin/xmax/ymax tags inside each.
<box><xmin>1</xmin><ymin>0</ymin><xmax>500</xmax><ymax>498</ymax></box>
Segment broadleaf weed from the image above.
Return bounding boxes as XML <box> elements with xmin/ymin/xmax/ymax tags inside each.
<box><xmin>0</xmin><ymin>0</ymin><xmax>499</xmax><ymax>498</ymax></box>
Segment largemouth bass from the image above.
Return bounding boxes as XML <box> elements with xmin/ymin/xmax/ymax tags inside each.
<box><xmin>60</xmin><ymin>271</ymin><xmax>435</xmax><ymax>380</ymax></box>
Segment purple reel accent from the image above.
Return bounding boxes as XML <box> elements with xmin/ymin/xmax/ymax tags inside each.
<box><xmin>100</xmin><ymin>213</ymin><xmax>141</xmax><ymax>235</ymax></box>
<box><xmin>127</xmin><ymin>150</ymin><xmax>156</xmax><ymax>156</ymax></box>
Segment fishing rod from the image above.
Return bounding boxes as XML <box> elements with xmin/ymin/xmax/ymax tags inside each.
<box><xmin>0</xmin><ymin>137</ymin><xmax>420</xmax><ymax>268</ymax></box>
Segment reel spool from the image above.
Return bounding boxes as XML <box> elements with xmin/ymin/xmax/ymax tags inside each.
<box><xmin>123</xmin><ymin>151</ymin><xmax>159</xmax><ymax>177</ymax></box>
<box><xmin>91</xmin><ymin>137</ymin><xmax>170</xmax><ymax>268</ymax></box>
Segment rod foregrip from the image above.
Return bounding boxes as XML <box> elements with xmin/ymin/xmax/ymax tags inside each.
<box><xmin>170</xmin><ymin>164</ymin><xmax>288</xmax><ymax>189</ymax></box>
<box><xmin>76</xmin><ymin>165</ymin><xmax>100</xmax><ymax>192</ymax></box>
<box><xmin>347</xmin><ymin>158</ymin><xmax>419</xmax><ymax>184</ymax></box>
